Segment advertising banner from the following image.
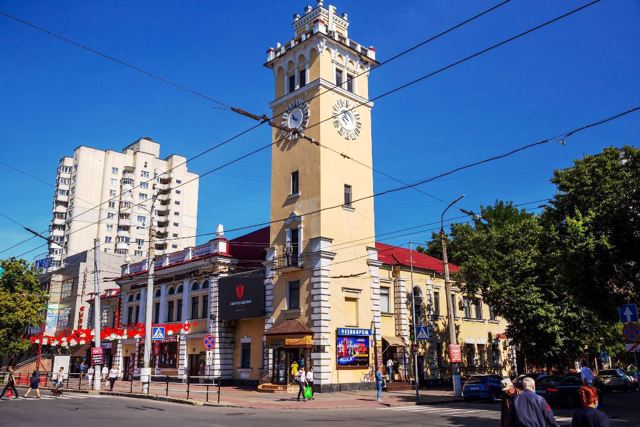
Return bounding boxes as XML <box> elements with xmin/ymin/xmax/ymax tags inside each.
<box><xmin>44</xmin><ymin>303</ymin><xmax>60</xmax><ymax>335</ymax></box>
<box><xmin>91</xmin><ymin>347</ymin><xmax>103</xmax><ymax>365</ymax></box>
<box><xmin>218</xmin><ymin>276</ymin><xmax>265</xmax><ymax>320</ymax></box>
<box><xmin>336</xmin><ymin>333</ymin><xmax>370</xmax><ymax>368</ymax></box>
<box><xmin>449</xmin><ymin>344</ymin><xmax>462</xmax><ymax>363</ymax></box>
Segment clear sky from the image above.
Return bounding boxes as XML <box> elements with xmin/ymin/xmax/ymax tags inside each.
<box><xmin>1</xmin><ymin>0</ymin><xmax>638</xmax><ymax>260</ymax></box>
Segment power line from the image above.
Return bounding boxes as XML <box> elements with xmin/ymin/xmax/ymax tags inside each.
<box><xmin>0</xmin><ymin>1</ymin><xmax>511</xmax><ymax>253</ymax></box>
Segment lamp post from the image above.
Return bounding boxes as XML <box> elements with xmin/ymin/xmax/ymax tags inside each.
<box><xmin>141</xmin><ymin>187</ymin><xmax>158</xmax><ymax>394</ymax></box>
<box><xmin>440</xmin><ymin>194</ymin><xmax>464</xmax><ymax>397</ymax></box>
<box><xmin>409</xmin><ymin>242</ymin><xmax>420</xmax><ymax>403</ymax></box>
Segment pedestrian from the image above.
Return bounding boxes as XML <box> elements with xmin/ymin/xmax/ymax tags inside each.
<box><xmin>386</xmin><ymin>358</ymin><xmax>394</xmax><ymax>383</ymax></box>
<box><xmin>580</xmin><ymin>360</ymin><xmax>595</xmax><ymax>386</ymax></box>
<box><xmin>79</xmin><ymin>361</ymin><xmax>86</xmax><ymax>379</ymax></box>
<box><xmin>296</xmin><ymin>366</ymin><xmax>307</xmax><ymax>402</ymax></box>
<box><xmin>571</xmin><ymin>386</ymin><xmax>610</xmax><ymax>427</ymax></box>
<box><xmin>500</xmin><ymin>378</ymin><xmax>518</xmax><ymax>427</ymax></box>
<box><xmin>305</xmin><ymin>367</ymin><xmax>315</xmax><ymax>400</ymax></box>
<box><xmin>53</xmin><ymin>367</ymin><xmax>65</xmax><ymax>397</ymax></box>
<box><xmin>290</xmin><ymin>360</ymin><xmax>299</xmax><ymax>384</ymax></box>
<box><xmin>0</xmin><ymin>367</ymin><xmax>19</xmax><ymax>399</ymax></box>
<box><xmin>108</xmin><ymin>366</ymin><xmax>119</xmax><ymax>391</ymax></box>
<box><xmin>101</xmin><ymin>365</ymin><xmax>109</xmax><ymax>383</ymax></box>
<box><xmin>24</xmin><ymin>370</ymin><xmax>41</xmax><ymax>399</ymax></box>
<box><xmin>86</xmin><ymin>365</ymin><xmax>94</xmax><ymax>385</ymax></box>
<box><xmin>514</xmin><ymin>377</ymin><xmax>558</xmax><ymax>427</ymax></box>
<box><xmin>375</xmin><ymin>364</ymin><xmax>384</xmax><ymax>401</ymax></box>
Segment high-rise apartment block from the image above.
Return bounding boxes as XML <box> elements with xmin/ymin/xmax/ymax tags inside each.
<box><xmin>48</xmin><ymin>137</ymin><xmax>198</xmax><ymax>268</ymax></box>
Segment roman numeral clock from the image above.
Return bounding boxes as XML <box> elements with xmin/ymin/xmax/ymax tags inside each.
<box><xmin>332</xmin><ymin>99</ymin><xmax>361</xmax><ymax>140</ymax></box>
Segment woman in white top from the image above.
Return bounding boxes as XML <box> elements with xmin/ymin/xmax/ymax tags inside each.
<box><xmin>86</xmin><ymin>366</ymin><xmax>94</xmax><ymax>384</ymax></box>
<box><xmin>101</xmin><ymin>366</ymin><xmax>109</xmax><ymax>382</ymax></box>
<box><xmin>305</xmin><ymin>368</ymin><xmax>314</xmax><ymax>400</ymax></box>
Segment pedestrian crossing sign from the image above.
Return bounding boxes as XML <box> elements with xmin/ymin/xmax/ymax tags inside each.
<box><xmin>152</xmin><ymin>327</ymin><xmax>165</xmax><ymax>341</ymax></box>
<box><xmin>416</xmin><ymin>325</ymin><xmax>429</xmax><ymax>341</ymax></box>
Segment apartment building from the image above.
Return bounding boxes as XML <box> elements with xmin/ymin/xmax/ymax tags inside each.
<box><xmin>48</xmin><ymin>137</ymin><xmax>199</xmax><ymax>268</ymax></box>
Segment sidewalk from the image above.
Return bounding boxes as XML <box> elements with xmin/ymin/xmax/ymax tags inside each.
<box><xmin>25</xmin><ymin>377</ymin><xmax>462</xmax><ymax>410</ymax></box>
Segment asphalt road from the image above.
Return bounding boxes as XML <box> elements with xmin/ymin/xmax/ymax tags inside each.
<box><xmin>0</xmin><ymin>389</ymin><xmax>637</xmax><ymax>426</ymax></box>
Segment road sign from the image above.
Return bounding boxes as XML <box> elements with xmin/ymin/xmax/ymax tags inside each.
<box><xmin>623</xmin><ymin>323</ymin><xmax>640</xmax><ymax>342</ymax></box>
<box><xmin>205</xmin><ymin>350</ymin><xmax>214</xmax><ymax>366</ymax></box>
<box><xmin>151</xmin><ymin>326</ymin><xmax>165</xmax><ymax>341</ymax></box>
<box><xmin>203</xmin><ymin>334</ymin><xmax>216</xmax><ymax>350</ymax></box>
<box><xmin>619</xmin><ymin>304</ymin><xmax>638</xmax><ymax>323</ymax></box>
<box><xmin>91</xmin><ymin>347</ymin><xmax>103</xmax><ymax>365</ymax></box>
<box><xmin>416</xmin><ymin>325</ymin><xmax>429</xmax><ymax>341</ymax></box>
<box><xmin>448</xmin><ymin>344</ymin><xmax>462</xmax><ymax>363</ymax></box>
<box><xmin>626</xmin><ymin>343</ymin><xmax>640</xmax><ymax>353</ymax></box>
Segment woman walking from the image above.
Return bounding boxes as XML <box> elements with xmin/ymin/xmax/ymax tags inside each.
<box><xmin>375</xmin><ymin>364</ymin><xmax>384</xmax><ymax>402</ymax></box>
<box><xmin>305</xmin><ymin>367</ymin><xmax>315</xmax><ymax>400</ymax></box>
<box><xmin>108</xmin><ymin>366</ymin><xmax>119</xmax><ymax>391</ymax></box>
<box><xmin>0</xmin><ymin>367</ymin><xmax>19</xmax><ymax>399</ymax></box>
<box><xmin>24</xmin><ymin>370</ymin><xmax>41</xmax><ymax>399</ymax></box>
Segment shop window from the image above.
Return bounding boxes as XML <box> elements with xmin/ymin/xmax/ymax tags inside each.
<box><xmin>176</xmin><ymin>299</ymin><xmax>183</xmax><ymax>322</ymax></box>
<box><xmin>191</xmin><ymin>296</ymin><xmax>199</xmax><ymax>320</ymax></box>
<box><xmin>201</xmin><ymin>295</ymin><xmax>208</xmax><ymax>319</ymax></box>
<box><xmin>167</xmin><ymin>300</ymin><xmax>174</xmax><ymax>322</ymax></box>
<box><xmin>345</xmin><ymin>297</ymin><xmax>358</xmax><ymax>327</ymax></box>
<box><xmin>287</xmin><ymin>281</ymin><xmax>300</xmax><ymax>310</ymax></box>
<box><xmin>433</xmin><ymin>291</ymin><xmax>440</xmax><ymax>316</ymax></box>
<box><xmin>241</xmin><ymin>343</ymin><xmax>251</xmax><ymax>369</ymax></box>
<box><xmin>380</xmin><ymin>287</ymin><xmax>390</xmax><ymax>314</ymax></box>
<box><xmin>158</xmin><ymin>342</ymin><xmax>178</xmax><ymax>368</ymax></box>
<box><xmin>154</xmin><ymin>302</ymin><xmax>160</xmax><ymax>324</ymax></box>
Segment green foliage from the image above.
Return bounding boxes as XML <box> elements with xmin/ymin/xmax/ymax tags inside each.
<box><xmin>0</xmin><ymin>258</ymin><xmax>47</xmax><ymax>359</ymax></box>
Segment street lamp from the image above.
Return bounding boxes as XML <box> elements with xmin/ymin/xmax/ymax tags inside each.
<box><xmin>140</xmin><ymin>186</ymin><xmax>158</xmax><ymax>394</ymax></box>
<box><xmin>440</xmin><ymin>194</ymin><xmax>464</xmax><ymax>397</ymax></box>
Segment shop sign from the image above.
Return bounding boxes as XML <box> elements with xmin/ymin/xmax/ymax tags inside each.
<box><xmin>91</xmin><ymin>347</ymin><xmax>103</xmax><ymax>365</ymax></box>
<box><xmin>218</xmin><ymin>276</ymin><xmax>265</xmax><ymax>320</ymax></box>
<box><xmin>448</xmin><ymin>344</ymin><xmax>462</xmax><ymax>363</ymax></box>
<box><xmin>336</xmin><ymin>334</ymin><xmax>370</xmax><ymax>368</ymax></box>
<box><xmin>337</xmin><ymin>328</ymin><xmax>371</xmax><ymax>337</ymax></box>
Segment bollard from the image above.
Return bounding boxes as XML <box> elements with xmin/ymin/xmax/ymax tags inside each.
<box><xmin>130</xmin><ymin>376</ymin><xmax>133</xmax><ymax>393</ymax></box>
<box><xmin>165</xmin><ymin>376</ymin><xmax>169</xmax><ymax>397</ymax></box>
<box><xmin>217</xmin><ymin>378</ymin><xmax>221</xmax><ymax>404</ymax></box>
<box><xmin>186</xmin><ymin>376</ymin><xmax>190</xmax><ymax>400</ymax></box>
<box><xmin>206</xmin><ymin>384</ymin><xmax>210</xmax><ymax>403</ymax></box>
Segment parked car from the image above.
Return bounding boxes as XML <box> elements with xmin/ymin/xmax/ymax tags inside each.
<box><xmin>513</xmin><ymin>373</ymin><xmax>549</xmax><ymax>390</ymax></box>
<box><xmin>535</xmin><ymin>374</ymin><xmax>604</xmax><ymax>407</ymax></box>
<box><xmin>599</xmin><ymin>368</ymin><xmax>638</xmax><ymax>392</ymax></box>
<box><xmin>462</xmin><ymin>374</ymin><xmax>503</xmax><ymax>402</ymax></box>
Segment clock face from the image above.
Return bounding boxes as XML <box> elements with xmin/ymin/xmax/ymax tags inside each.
<box><xmin>281</xmin><ymin>100</ymin><xmax>309</xmax><ymax>140</ymax></box>
<box><xmin>332</xmin><ymin>99</ymin><xmax>361</xmax><ymax>140</ymax></box>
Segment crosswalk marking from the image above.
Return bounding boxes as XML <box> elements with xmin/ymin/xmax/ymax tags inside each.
<box><xmin>1</xmin><ymin>392</ymin><xmax>102</xmax><ymax>402</ymax></box>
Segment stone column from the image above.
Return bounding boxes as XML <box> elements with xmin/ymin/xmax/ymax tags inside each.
<box><xmin>177</xmin><ymin>334</ymin><xmax>188</xmax><ymax>380</ymax></box>
<box><xmin>394</xmin><ymin>276</ymin><xmax>409</xmax><ymax>379</ymax></box>
<box><xmin>367</xmin><ymin>247</ymin><xmax>383</xmax><ymax>369</ymax></box>
<box><xmin>181</xmin><ymin>279</ymin><xmax>190</xmax><ymax>322</ymax></box>
<box><xmin>309</xmin><ymin>237</ymin><xmax>335</xmax><ymax>391</ymax></box>
<box><xmin>206</xmin><ymin>275</ymin><xmax>234</xmax><ymax>380</ymax></box>
<box><xmin>262</xmin><ymin>248</ymin><xmax>276</xmax><ymax>380</ymax></box>
<box><xmin>113</xmin><ymin>340</ymin><xmax>124</xmax><ymax>379</ymax></box>
<box><xmin>159</xmin><ymin>284</ymin><xmax>168</xmax><ymax>323</ymax></box>
<box><xmin>121</xmin><ymin>291</ymin><xmax>129</xmax><ymax>325</ymax></box>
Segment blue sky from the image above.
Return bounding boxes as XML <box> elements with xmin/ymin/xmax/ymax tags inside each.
<box><xmin>1</xmin><ymin>0</ymin><xmax>639</xmax><ymax>260</ymax></box>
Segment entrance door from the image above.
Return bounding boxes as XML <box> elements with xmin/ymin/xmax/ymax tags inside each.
<box><xmin>122</xmin><ymin>357</ymin><xmax>130</xmax><ymax>380</ymax></box>
<box><xmin>189</xmin><ymin>353</ymin><xmax>204</xmax><ymax>379</ymax></box>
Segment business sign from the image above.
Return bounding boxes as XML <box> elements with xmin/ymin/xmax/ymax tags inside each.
<box><xmin>336</xmin><ymin>334</ymin><xmax>370</xmax><ymax>368</ymax></box>
<box><xmin>44</xmin><ymin>303</ymin><xmax>61</xmax><ymax>335</ymax></box>
<box><xmin>619</xmin><ymin>304</ymin><xmax>638</xmax><ymax>323</ymax></box>
<box><xmin>416</xmin><ymin>325</ymin><xmax>429</xmax><ymax>341</ymax></box>
<box><xmin>152</xmin><ymin>326</ymin><xmax>166</xmax><ymax>341</ymax></box>
<box><xmin>218</xmin><ymin>276</ymin><xmax>265</xmax><ymax>321</ymax></box>
<box><xmin>337</xmin><ymin>328</ymin><xmax>371</xmax><ymax>337</ymax></box>
<box><xmin>91</xmin><ymin>347</ymin><xmax>103</xmax><ymax>365</ymax></box>
<box><xmin>448</xmin><ymin>344</ymin><xmax>462</xmax><ymax>363</ymax></box>
<box><xmin>203</xmin><ymin>334</ymin><xmax>215</xmax><ymax>350</ymax></box>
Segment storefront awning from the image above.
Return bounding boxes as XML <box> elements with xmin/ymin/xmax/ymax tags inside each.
<box><xmin>265</xmin><ymin>320</ymin><xmax>313</xmax><ymax>348</ymax></box>
<box><xmin>383</xmin><ymin>335</ymin><xmax>407</xmax><ymax>347</ymax></box>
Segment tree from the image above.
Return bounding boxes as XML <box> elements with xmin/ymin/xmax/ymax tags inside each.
<box><xmin>543</xmin><ymin>145</ymin><xmax>640</xmax><ymax>320</ymax></box>
<box><xmin>0</xmin><ymin>258</ymin><xmax>47</xmax><ymax>360</ymax></box>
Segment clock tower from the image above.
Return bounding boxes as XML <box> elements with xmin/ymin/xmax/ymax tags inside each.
<box><xmin>264</xmin><ymin>1</ymin><xmax>381</xmax><ymax>391</ymax></box>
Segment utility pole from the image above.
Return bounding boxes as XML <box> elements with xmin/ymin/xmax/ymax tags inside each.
<box><xmin>408</xmin><ymin>242</ymin><xmax>420</xmax><ymax>403</ymax></box>
<box><xmin>141</xmin><ymin>187</ymin><xmax>157</xmax><ymax>394</ymax></box>
<box><xmin>440</xmin><ymin>195</ymin><xmax>464</xmax><ymax>397</ymax></box>
<box><xmin>93</xmin><ymin>238</ymin><xmax>102</xmax><ymax>391</ymax></box>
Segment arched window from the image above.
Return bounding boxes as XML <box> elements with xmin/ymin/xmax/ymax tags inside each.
<box><xmin>176</xmin><ymin>284</ymin><xmax>183</xmax><ymax>293</ymax></box>
<box><xmin>135</xmin><ymin>292</ymin><xmax>141</xmax><ymax>301</ymax></box>
<box><xmin>127</xmin><ymin>294</ymin><xmax>134</xmax><ymax>302</ymax></box>
<box><xmin>167</xmin><ymin>286</ymin><xmax>175</xmax><ymax>295</ymax></box>
<box><xmin>412</xmin><ymin>286</ymin><xmax>423</xmax><ymax>322</ymax></box>
<box><xmin>191</xmin><ymin>282</ymin><xmax>200</xmax><ymax>291</ymax></box>
<box><xmin>154</xmin><ymin>289</ymin><xmax>161</xmax><ymax>298</ymax></box>
<box><xmin>201</xmin><ymin>280</ymin><xmax>209</xmax><ymax>289</ymax></box>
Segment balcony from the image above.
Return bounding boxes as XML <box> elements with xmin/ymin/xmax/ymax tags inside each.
<box><xmin>52</xmin><ymin>204</ymin><xmax>67</xmax><ymax>214</ymax></box>
<box><xmin>51</xmin><ymin>228</ymin><xmax>64</xmax><ymax>237</ymax></box>
<box><xmin>52</xmin><ymin>217</ymin><xmax>65</xmax><ymax>226</ymax></box>
<box><xmin>116</xmin><ymin>242</ymin><xmax>129</xmax><ymax>251</ymax></box>
<box><xmin>56</xmin><ymin>194</ymin><xmax>68</xmax><ymax>202</ymax></box>
<box><xmin>118</xmin><ymin>216</ymin><xmax>131</xmax><ymax>226</ymax></box>
<box><xmin>272</xmin><ymin>244</ymin><xmax>302</xmax><ymax>271</ymax></box>
<box><xmin>117</xmin><ymin>229</ymin><xmax>130</xmax><ymax>238</ymax></box>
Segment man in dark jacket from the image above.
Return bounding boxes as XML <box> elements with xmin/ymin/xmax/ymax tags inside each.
<box><xmin>514</xmin><ymin>377</ymin><xmax>558</xmax><ymax>427</ymax></box>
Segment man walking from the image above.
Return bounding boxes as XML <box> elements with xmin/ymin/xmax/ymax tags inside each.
<box><xmin>580</xmin><ymin>360</ymin><xmax>595</xmax><ymax>386</ymax></box>
<box><xmin>296</xmin><ymin>366</ymin><xmax>307</xmax><ymax>402</ymax></box>
<box><xmin>108</xmin><ymin>366</ymin><xmax>119</xmax><ymax>391</ymax></box>
<box><xmin>514</xmin><ymin>377</ymin><xmax>558</xmax><ymax>427</ymax></box>
<box><xmin>0</xmin><ymin>367</ymin><xmax>19</xmax><ymax>399</ymax></box>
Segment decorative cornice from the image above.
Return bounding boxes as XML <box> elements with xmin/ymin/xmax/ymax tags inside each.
<box><xmin>270</xmin><ymin>77</ymin><xmax>373</xmax><ymax>110</ymax></box>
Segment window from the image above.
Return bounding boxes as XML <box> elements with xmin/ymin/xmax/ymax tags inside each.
<box><xmin>174</xmin><ymin>200</ymin><xmax>180</xmax><ymax>205</ymax></box>
<box><xmin>141</xmin><ymin>170</ymin><xmax>150</xmax><ymax>178</ymax></box>
<box><xmin>139</xmin><ymin>193</ymin><xmax>148</xmax><ymax>201</ymax></box>
<box><xmin>111</xmin><ymin>178</ymin><xmax>117</xmax><ymax>186</ymax></box>
<box><xmin>137</xmin><ymin>215</ymin><xmax>146</xmax><ymax>226</ymax></box>
<box><xmin>201</xmin><ymin>295</ymin><xmax>208</xmax><ymax>319</ymax></box>
<box><xmin>127</xmin><ymin>306</ymin><xmax>134</xmax><ymax>325</ymax></box>
<box><xmin>335</xmin><ymin>69</ymin><xmax>343</xmax><ymax>87</ymax></box>
<box><xmin>288</xmin><ymin>74</ymin><xmax>295</xmax><ymax>92</ymax></box>
<box><xmin>108</xmin><ymin>201</ymin><xmax>116</xmax><ymax>209</ymax></box>
<box><xmin>287</xmin><ymin>281</ymin><xmax>300</xmax><ymax>310</ymax></box>
<box><xmin>463</xmin><ymin>297</ymin><xmax>472</xmax><ymax>318</ymax></box>
<box><xmin>134</xmin><ymin>250</ymin><xmax>143</xmax><ymax>256</ymax></box>
<box><xmin>172</xmin><ymin>233</ymin><xmax>178</xmax><ymax>238</ymax></box>
<box><xmin>413</xmin><ymin>287</ymin><xmax>423</xmax><ymax>322</ymax></box>
<box><xmin>475</xmin><ymin>300</ymin><xmax>483</xmax><ymax>320</ymax></box>
<box><xmin>489</xmin><ymin>305</ymin><xmax>497</xmax><ymax>321</ymax></box>
<box><xmin>107</xmin><ymin>212</ymin><xmax>115</xmax><ymax>219</ymax></box>
<box><xmin>290</xmin><ymin>171</ymin><xmax>299</xmax><ymax>195</ymax></box>
<box><xmin>177</xmin><ymin>285</ymin><xmax>183</xmax><ymax>293</ymax></box>
<box><xmin>345</xmin><ymin>297</ymin><xmax>358</xmax><ymax>327</ymax></box>
<box><xmin>343</xmin><ymin>184</ymin><xmax>352</xmax><ymax>207</ymax></box>
<box><xmin>191</xmin><ymin>296</ymin><xmax>199</xmax><ymax>319</ymax></box>
<box><xmin>176</xmin><ymin>179</ymin><xmax>182</xmax><ymax>184</ymax></box>
<box><xmin>154</xmin><ymin>302</ymin><xmax>160</xmax><ymax>323</ymax></box>
<box><xmin>168</xmin><ymin>287</ymin><xmax>175</xmax><ymax>295</ymax></box>
<box><xmin>136</xmin><ymin>238</ymin><xmax>144</xmax><ymax>246</ymax></box>
<box><xmin>167</xmin><ymin>300</ymin><xmax>174</xmax><ymax>322</ymax></box>
<box><xmin>346</xmin><ymin>74</ymin><xmax>354</xmax><ymax>92</ymax></box>
<box><xmin>112</xmin><ymin>167</ymin><xmax>119</xmax><ymax>174</ymax></box>
<box><xmin>134</xmin><ymin>306</ymin><xmax>140</xmax><ymax>323</ymax></box>
<box><xmin>176</xmin><ymin>299</ymin><xmax>183</xmax><ymax>322</ymax></box>
<box><xmin>433</xmin><ymin>291</ymin><xmax>440</xmax><ymax>316</ymax></box>
<box><xmin>104</xmin><ymin>236</ymin><xmax>112</xmax><ymax>243</ymax></box>
<box><xmin>141</xmin><ymin>182</ymin><xmax>149</xmax><ymax>189</ymax></box>
<box><xmin>109</xmin><ymin>189</ymin><xmax>116</xmax><ymax>197</ymax></box>
<box><xmin>61</xmin><ymin>280</ymin><xmax>73</xmax><ymax>298</ymax></box>
<box><xmin>298</xmin><ymin>69</ymin><xmax>306</xmax><ymax>87</ymax></box>
<box><xmin>174</xmin><ymin>212</ymin><xmax>180</xmax><ymax>216</ymax></box>
<box><xmin>380</xmin><ymin>287</ymin><xmax>390</xmax><ymax>313</ymax></box>
<box><xmin>175</xmin><ymin>190</ymin><xmax>181</xmax><ymax>194</ymax></box>
<box><xmin>173</xmin><ymin>222</ymin><xmax>179</xmax><ymax>227</ymax></box>
<box><xmin>241</xmin><ymin>342</ymin><xmax>251</xmax><ymax>369</ymax></box>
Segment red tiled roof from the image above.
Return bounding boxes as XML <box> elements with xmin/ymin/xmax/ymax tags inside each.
<box><xmin>375</xmin><ymin>242</ymin><xmax>459</xmax><ymax>274</ymax></box>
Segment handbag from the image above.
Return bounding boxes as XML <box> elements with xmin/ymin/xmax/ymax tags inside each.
<box><xmin>303</xmin><ymin>385</ymin><xmax>313</xmax><ymax>399</ymax></box>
